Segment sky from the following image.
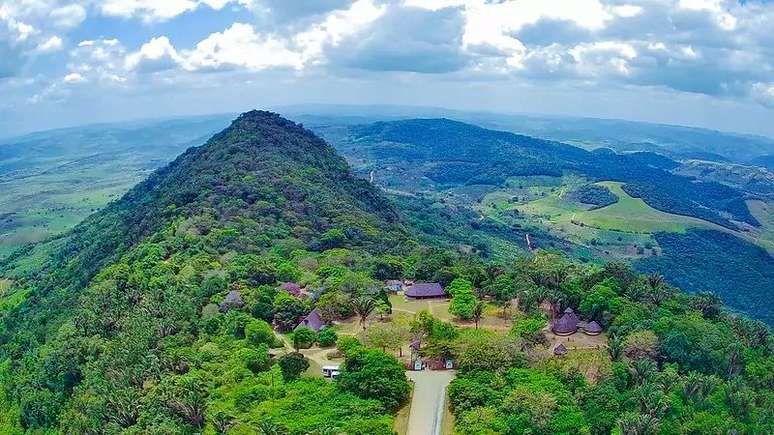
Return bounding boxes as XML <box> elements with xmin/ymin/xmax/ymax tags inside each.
<box><xmin>1</xmin><ymin>0</ymin><xmax>774</xmax><ymax>137</ymax></box>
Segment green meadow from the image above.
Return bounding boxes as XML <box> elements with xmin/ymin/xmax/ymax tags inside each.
<box><xmin>476</xmin><ymin>177</ymin><xmax>764</xmax><ymax>259</ymax></box>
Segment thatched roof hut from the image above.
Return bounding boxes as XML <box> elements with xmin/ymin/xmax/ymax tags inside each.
<box><xmin>219</xmin><ymin>290</ymin><xmax>244</xmax><ymax>312</ymax></box>
<box><xmin>553</xmin><ymin>343</ymin><xmax>568</xmax><ymax>356</ymax></box>
<box><xmin>552</xmin><ymin>310</ymin><xmax>578</xmax><ymax>336</ymax></box>
<box><xmin>582</xmin><ymin>320</ymin><xmax>602</xmax><ymax>335</ymax></box>
<box><xmin>279</xmin><ymin>282</ymin><xmax>302</xmax><ymax>297</ymax></box>
<box><xmin>405</xmin><ymin>283</ymin><xmax>446</xmax><ymax>299</ymax></box>
<box><xmin>296</xmin><ymin>308</ymin><xmax>326</xmax><ymax>332</ymax></box>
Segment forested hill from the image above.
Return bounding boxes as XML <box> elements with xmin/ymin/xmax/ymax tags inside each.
<box><xmin>0</xmin><ymin>112</ymin><xmax>772</xmax><ymax>434</ymax></box>
<box><xmin>0</xmin><ymin>111</ymin><xmax>411</xmax><ymax>432</ymax></box>
<box><xmin>352</xmin><ymin>119</ymin><xmax>758</xmax><ymax>229</ymax></box>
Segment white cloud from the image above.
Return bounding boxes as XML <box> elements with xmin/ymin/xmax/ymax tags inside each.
<box><xmin>50</xmin><ymin>4</ymin><xmax>86</xmax><ymax>29</ymax></box>
<box><xmin>99</xmin><ymin>0</ymin><xmax>251</xmax><ymax>22</ymax></box>
<box><xmin>67</xmin><ymin>38</ymin><xmax>129</xmax><ymax>84</ymax></box>
<box><xmin>293</xmin><ymin>0</ymin><xmax>386</xmax><ymax>64</ymax></box>
<box><xmin>125</xmin><ymin>36</ymin><xmax>183</xmax><ymax>73</ymax></box>
<box><xmin>63</xmin><ymin>72</ymin><xmax>86</xmax><ymax>83</ymax></box>
<box><xmin>752</xmin><ymin>82</ymin><xmax>774</xmax><ymax>108</ymax></box>
<box><xmin>36</xmin><ymin>35</ymin><xmax>63</xmax><ymax>53</ymax></box>
<box><xmin>183</xmin><ymin>23</ymin><xmax>303</xmax><ymax>71</ymax></box>
<box><xmin>182</xmin><ymin>0</ymin><xmax>385</xmax><ymax>71</ymax></box>
<box><xmin>678</xmin><ymin>0</ymin><xmax>737</xmax><ymax>30</ymax></box>
<box><xmin>459</xmin><ymin>0</ymin><xmax>625</xmax><ymax>69</ymax></box>
<box><xmin>5</xmin><ymin>0</ymin><xmax>774</xmax><ymax>121</ymax></box>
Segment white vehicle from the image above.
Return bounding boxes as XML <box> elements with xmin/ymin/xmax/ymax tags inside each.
<box><xmin>321</xmin><ymin>365</ymin><xmax>340</xmax><ymax>378</ymax></box>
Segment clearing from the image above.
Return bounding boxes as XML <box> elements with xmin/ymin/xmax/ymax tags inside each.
<box><xmin>519</xmin><ymin>181</ymin><xmax>722</xmax><ymax>234</ymax></box>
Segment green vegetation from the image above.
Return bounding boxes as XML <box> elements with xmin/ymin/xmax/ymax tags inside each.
<box><xmin>0</xmin><ymin>112</ymin><xmax>411</xmax><ymax>433</ymax></box>
<box><xmin>636</xmin><ymin>230</ymin><xmax>774</xmax><ymax>325</ymax></box>
<box><xmin>569</xmin><ymin>183</ymin><xmax>618</xmax><ymax>209</ymax></box>
<box><xmin>0</xmin><ymin>112</ymin><xmax>770</xmax><ymax>434</ymax></box>
<box><xmin>514</xmin><ymin>181</ymin><xmax>723</xmax><ymax>235</ymax></box>
<box><xmin>443</xmin><ymin>254</ymin><xmax>774</xmax><ymax>435</ymax></box>
<box><xmin>448</xmin><ymin>278</ymin><xmax>478</xmax><ymax>320</ymax></box>
<box><xmin>337</xmin><ymin>347</ymin><xmax>411</xmax><ymax>412</ymax></box>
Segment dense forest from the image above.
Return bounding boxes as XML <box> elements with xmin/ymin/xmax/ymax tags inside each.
<box><xmin>635</xmin><ymin>230</ymin><xmax>774</xmax><ymax>325</ymax></box>
<box><xmin>0</xmin><ymin>112</ymin><xmax>771</xmax><ymax>434</ymax></box>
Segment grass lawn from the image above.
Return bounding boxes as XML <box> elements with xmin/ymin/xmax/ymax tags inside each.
<box><xmin>512</xmin><ymin>180</ymin><xmax>736</xmax><ymax>236</ymax></box>
<box><xmin>573</xmin><ymin>182</ymin><xmax>714</xmax><ymax>233</ymax></box>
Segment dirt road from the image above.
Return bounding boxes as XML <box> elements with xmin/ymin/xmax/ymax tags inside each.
<box><xmin>405</xmin><ymin>370</ymin><xmax>455</xmax><ymax>435</ymax></box>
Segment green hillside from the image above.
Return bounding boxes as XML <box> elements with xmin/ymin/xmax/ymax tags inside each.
<box><xmin>0</xmin><ymin>112</ymin><xmax>771</xmax><ymax>434</ymax></box>
<box><xmin>315</xmin><ymin>119</ymin><xmax>774</xmax><ymax>323</ymax></box>
<box><xmin>0</xmin><ymin>112</ymin><xmax>411</xmax><ymax>433</ymax></box>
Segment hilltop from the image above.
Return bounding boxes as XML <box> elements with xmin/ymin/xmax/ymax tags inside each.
<box><xmin>0</xmin><ymin>111</ymin><xmax>413</xmax><ymax>433</ymax></box>
<box><xmin>0</xmin><ymin>112</ymin><xmax>771</xmax><ymax>434</ymax></box>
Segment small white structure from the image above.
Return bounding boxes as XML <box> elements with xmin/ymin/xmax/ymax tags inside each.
<box><xmin>322</xmin><ymin>365</ymin><xmax>340</xmax><ymax>379</ymax></box>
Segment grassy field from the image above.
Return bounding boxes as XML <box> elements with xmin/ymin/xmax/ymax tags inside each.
<box><xmin>574</xmin><ymin>182</ymin><xmax>715</xmax><ymax>233</ymax></box>
<box><xmin>519</xmin><ymin>181</ymin><xmax>719</xmax><ymax>234</ymax></box>
<box><xmin>0</xmin><ymin>164</ymin><xmax>147</xmax><ymax>259</ymax></box>
<box><xmin>747</xmin><ymin>200</ymin><xmax>774</xmax><ymax>254</ymax></box>
<box><xmin>474</xmin><ymin>177</ymin><xmax>766</xmax><ymax>259</ymax></box>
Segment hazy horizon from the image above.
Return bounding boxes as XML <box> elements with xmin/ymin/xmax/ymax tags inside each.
<box><xmin>2</xmin><ymin>1</ymin><xmax>774</xmax><ymax>138</ymax></box>
<box><xmin>3</xmin><ymin>103</ymin><xmax>774</xmax><ymax>142</ymax></box>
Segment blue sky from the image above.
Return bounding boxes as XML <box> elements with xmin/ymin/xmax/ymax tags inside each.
<box><xmin>1</xmin><ymin>0</ymin><xmax>774</xmax><ymax>137</ymax></box>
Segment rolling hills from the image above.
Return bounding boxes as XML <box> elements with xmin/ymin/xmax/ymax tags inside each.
<box><xmin>0</xmin><ymin>112</ymin><xmax>771</xmax><ymax>434</ymax></box>
<box><xmin>316</xmin><ymin>118</ymin><xmax>774</xmax><ymax>324</ymax></box>
<box><xmin>2</xmin><ymin>111</ymin><xmax>773</xmax><ymax>324</ymax></box>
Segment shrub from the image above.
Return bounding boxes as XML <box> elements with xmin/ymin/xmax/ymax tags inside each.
<box><xmin>317</xmin><ymin>328</ymin><xmax>338</xmax><ymax>347</ymax></box>
<box><xmin>293</xmin><ymin>326</ymin><xmax>317</xmax><ymax>350</ymax></box>
<box><xmin>278</xmin><ymin>352</ymin><xmax>309</xmax><ymax>382</ymax></box>
<box><xmin>336</xmin><ymin>336</ymin><xmax>363</xmax><ymax>355</ymax></box>
<box><xmin>336</xmin><ymin>348</ymin><xmax>410</xmax><ymax>412</ymax></box>
<box><xmin>245</xmin><ymin>319</ymin><xmax>276</xmax><ymax>348</ymax></box>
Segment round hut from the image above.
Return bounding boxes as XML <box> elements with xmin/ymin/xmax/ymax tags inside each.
<box><xmin>551</xmin><ymin>309</ymin><xmax>578</xmax><ymax>336</ymax></box>
<box><xmin>553</xmin><ymin>343</ymin><xmax>568</xmax><ymax>356</ymax></box>
<box><xmin>582</xmin><ymin>320</ymin><xmax>602</xmax><ymax>336</ymax></box>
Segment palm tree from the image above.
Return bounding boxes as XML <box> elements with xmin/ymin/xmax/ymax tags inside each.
<box><xmin>351</xmin><ymin>296</ymin><xmax>376</xmax><ymax>330</ymax></box>
<box><xmin>691</xmin><ymin>291</ymin><xmax>722</xmax><ymax>319</ymax></box>
<box><xmin>645</xmin><ymin>274</ymin><xmax>670</xmax><ymax>305</ymax></box>
<box><xmin>607</xmin><ymin>335</ymin><xmax>624</xmax><ymax>362</ymax></box>
<box><xmin>629</xmin><ymin>358</ymin><xmax>656</xmax><ymax>385</ymax></box>
<box><xmin>617</xmin><ymin>412</ymin><xmax>659</xmax><ymax>435</ymax></box>
<box><xmin>257</xmin><ymin>420</ymin><xmax>288</xmax><ymax>435</ymax></box>
<box><xmin>682</xmin><ymin>372</ymin><xmax>716</xmax><ymax>406</ymax></box>
<box><xmin>472</xmin><ymin>301</ymin><xmax>485</xmax><ymax>329</ymax></box>
<box><xmin>635</xmin><ymin>383</ymin><xmax>668</xmax><ymax>418</ymax></box>
<box><xmin>645</xmin><ymin>273</ymin><xmax>665</xmax><ymax>291</ymax></box>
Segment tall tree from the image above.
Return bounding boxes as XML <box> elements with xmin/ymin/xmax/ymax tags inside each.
<box><xmin>351</xmin><ymin>296</ymin><xmax>376</xmax><ymax>330</ymax></box>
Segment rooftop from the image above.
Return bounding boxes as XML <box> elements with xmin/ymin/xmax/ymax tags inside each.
<box><xmin>405</xmin><ymin>282</ymin><xmax>445</xmax><ymax>298</ymax></box>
